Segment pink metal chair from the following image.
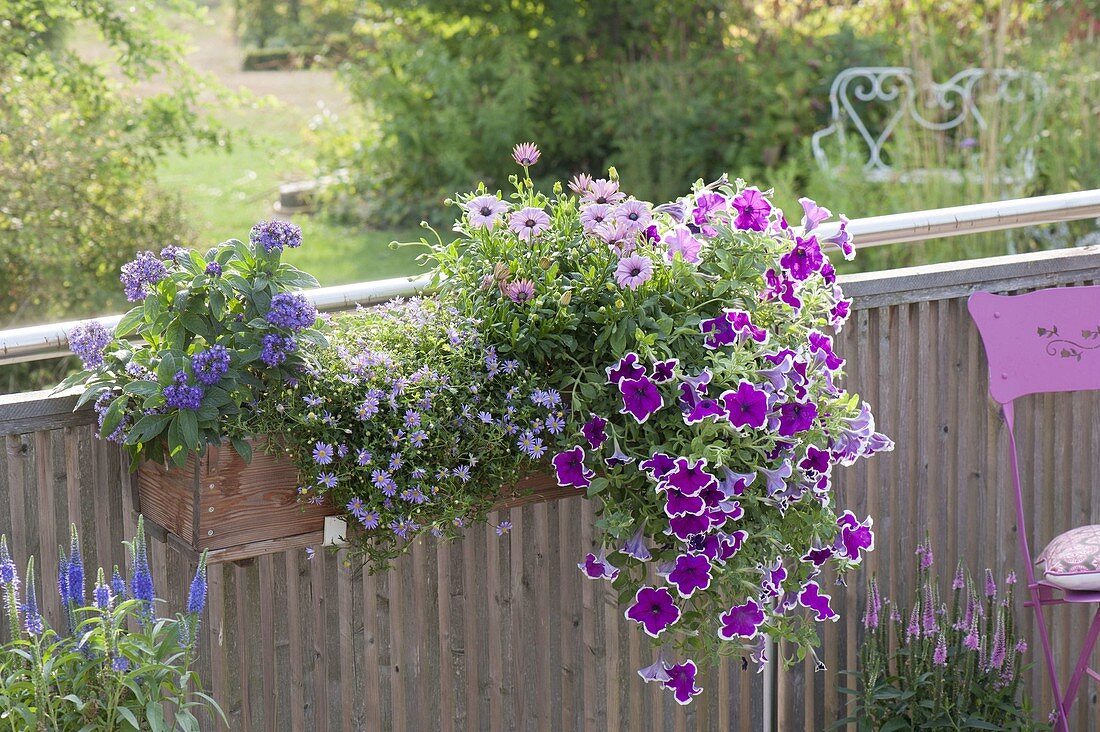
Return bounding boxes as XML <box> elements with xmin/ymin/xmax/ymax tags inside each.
<box><xmin>970</xmin><ymin>286</ymin><xmax>1100</xmax><ymax>732</ymax></box>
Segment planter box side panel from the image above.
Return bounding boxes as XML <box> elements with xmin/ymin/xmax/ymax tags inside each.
<box><xmin>136</xmin><ymin>457</ymin><xmax>198</xmax><ymax>543</ymax></box>
<box><xmin>197</xmin><ymin>445</ymin><xmax>335</xmax><ymax>551</ymax></box>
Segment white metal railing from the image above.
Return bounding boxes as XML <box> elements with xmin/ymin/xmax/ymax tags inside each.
<box><xmin>2</xmin><ymin>189</ymin><xmax>1099</xmax><ymax>367</ymax></box>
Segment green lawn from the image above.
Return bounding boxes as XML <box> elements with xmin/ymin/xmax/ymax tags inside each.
<box><xmin>158</xmin><ymin>127</ymin><xmax>424</xmax><ymax>286</ymax></box>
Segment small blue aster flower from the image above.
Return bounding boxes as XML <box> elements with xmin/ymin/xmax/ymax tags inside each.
<box><xmin>312</xmin><ymin>442</ymin><xmax>334</xmax><ymax>465</ymax></box>
<box><xmin>496</xmin><ymin>521</ymin><xmax>513</xmax><ymax>536</ymax></box>
<box><xmin>356</xmin><ymin>449</ymin><xmax>373</xmax><ymax>466</ymax></box>
<box><xmin>317</xmin><ymin>472</ymin><xmax>338</xmax><ymax>488</ymax></box>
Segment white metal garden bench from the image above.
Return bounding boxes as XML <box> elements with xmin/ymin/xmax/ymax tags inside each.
<box><xmin>811</xmin><ymin>67</ymin><xmax>1046</xmax><ymax>187</ymax></box>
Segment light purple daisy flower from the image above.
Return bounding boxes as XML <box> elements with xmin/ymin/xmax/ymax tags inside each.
<box><xmin>615</xmin><ymin>200</ymin><xmax>653</xmax><ymax>232</ymax></box>
<box><xmin>614</xmin><ymin>254</ymin><xmax>653</xmax><ymax>291</ymax></box>
<box><xmin>506</xmin><ymin>279</ymin><xmax>535</xmax><ymax>304</ymax></box>
<box><xmin>512</xmin><ymin>142</ymin><xmax>541</xmax><ymax>166</ymax></box>
<box><xmin>509</xmin><ymin>207</ymin><xmax>551</xmax><ymax>241</ymax></box>
<box><xmin>466</xmin><ymin>195</ymin><xmax>509</xmax><ymax>229</ymax></box>
<box><xmin>579</xmin><ymin>203</ymin><xmax>612</xmax><ymax>233</ymax></box>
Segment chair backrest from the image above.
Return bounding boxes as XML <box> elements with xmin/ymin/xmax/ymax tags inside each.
<box><xmin>811</xmin><ymin>67</ymin><xmax>1046</xmax><ymax>183</ymax></box>
<box><xmin>969</xmin><ymin>287</ymin><xmax>1100</xmax><ymax>404</ymax></box>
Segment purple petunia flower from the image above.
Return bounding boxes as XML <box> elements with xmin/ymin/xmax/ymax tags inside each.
<box><xmin>662</xmin><ymin>457</ymin><xmax>717</xmax><ymax>497</ymax></box>
<box><xmin>663</xmin><ymin>487</ymin><xmax>705</xmax><ymax>519</ymax></box>
<box><xmin>619</xmin><ymin>376</ymin><xmax>663</xmax><ymax>423</ymax></box>
<box><xmin>668</xmin><ymin>554</ymin><xmax>712</xmax><ymax>598</ymax></box>
<box><xmin>509</xmin><ymin>207</ymin><xmax>551</xmax><ymax>241</ymax></box>
<box><xmin>620</xmin><ymin>525</ymin><xmax>652</xmax><ymax>561</ymax></box>
<box><xmin>779</xmin><ymin>236</ymin><xmax>824</xmax><ymax>282</ymax></box>
<box><xmin>651</xmin><ymin>358</ymin><xmax>678</xmax><ymax>382</ymax></box>
<box><xmin>250</xmin><ymin>220</ymin><xmax>302</xmax><ymax>253</ymax></box>
<box><xmin>625</xmin><ymin>586</ymin><xmax>680</xmax><ymax>638</ymax></box>
<box><xmin>465</xmin><ymin>195</ymin><xmax>509</xmax><ymax>229</ymax></box>
<box><xmin>581</xmin><ymin>414</ymin><xmax>608</xmax><ymax>450</ymax></box>
<box><xmin>835</xmin><ymin>511</ymin><xmax>875</xmax><ymax>564</ymax></box>
<box><xmin>614</xmin><ymin>254</ymin><xmax>653</xmax><ymax>291</ymax></box>
<box><xmin>512</xmin><ymin>142</ymin><xmax>541</xmax><ymax>166</ymax></box>
<box><xmin>664</xmin><ymin>227</ymin><xmax>702</xmax><ymax>263</ymax></box>
<box><xmin>638</xmin><ymin>652</ymin><xmax>672</xmax><ymax>684</ymax></box>
<box><xmin>777</xmin><ymin>400</ymin><xmax>817</xmax><ymax>436</ymax></box>
<box><xmin>120</xmin><ymin>251</ymin><xmax>168</xmax><ymax>302</ymax></box>
<box><xmin>799</xmin><ymin>581</ymin><xmax>838</xmax><ymax>622</ymax></box>
<box><xmin>731</xmin><ymin>187</ymin><xmax>771</xmax><ymax>231</ymax></box>
<box><xmin>640</xmin><ymin>452</ymin><xmax>676</xmax><ymax>480</ymax></box>
<box><xmin>606</xmin><ymin>352</ymin><xmax>646</xmax><ymax>385</ymax></box>
<box><xmin>824</xmin><ymin>214</ymin><xmax>855</xmax><ymax>261</ymax></box>
<box><xmin>798</xmin><ymin>197</ymin><xmax>832</xmax><ymax>233</ymax></box>
<box><xmin>552</xmin><ymin>446</ymin><xmax>594</xmax><ymax>489</ymax></box>
<box><xmin>663</xmin><ymin>660</ymin><xmax>702</xmax><ymax>705</ymax></box>
<box><xmin>721</xmin><ymin>381</ymin><xmax>769</xmax><ymax>430</ymax></box>
<box><xmin>579</xmin><ymin>550</ymin><xmax>620</xmax><ymax>580</ymax></box>
<box><xmin>69</xmin><ymin>321</ymin><xmax>112</xmax><ymax>370</ymax></box>
<box><xmin>718</xmin><ymin>597</ymin><xmax>766</xmax><ymax>640</ymax></box>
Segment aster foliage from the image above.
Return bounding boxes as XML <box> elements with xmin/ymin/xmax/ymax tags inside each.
<box><xmin>423</xmin><ymin>146</ymin><xmax>891</xmax><ymax>703</ymax></box>
<box><xmin>245</xmin><ymin>298</ymin><xmax>565</xmax><ymax>568</ymax></box>
<box><xmin>0</xmin><ymin>521</ymin><xmax>222</xmax><ymax>729</ymax></box>
<box><xmin>59</xmin><ymin>223</ymin><xmax>326</xmax><ymax>467</ymax></box>
<box><xmin>837</xmin><ymin>542</ymin><xmax>1039</xmax><ymax>730</ymax></box>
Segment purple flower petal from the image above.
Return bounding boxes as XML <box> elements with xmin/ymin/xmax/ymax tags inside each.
<box><xmin>663</xmin><ymin>457</ymin><xmax>717</xmax><ymax>497</ymax></box>
<box><xmin>663</xmin><ymin>660</ymin><xmax>703</xmax><ymax>705</ymax></box>
<box><xmin>798</xmin><ymin>581</ymin><xmax>838</xmax><ymax>622</ymax></box>
<box><xmin>619</xmin><ymin>376</ymin><xmax>664</xmax><ymax>424</ymax></box>
<box><xmin>640</xmin><ymin>452</ymin><xmax>676</xmax><ymax>480</ymax></box>
<box><xmin>625</xmin><ymin>586</ymin><xmax>680</xmax><ymax>638</ymax></box>
<box><xmin>721</xmin><ymin>381</ymin><xmax>769</xmax><ymax>430</ymax></box>
<box><xmin>578</xmin><ymin>550</ymin><xmax>620</xmax><ymax>580</ymax></box>
<box><xmin>668</xmin><ymin>553</ymin><xmax>712</xmax><ymax>598</ymax></box>
<box><xmin>551</xmin><ymin>446</ymin><xmax>594</xmax><ymax>489</ymax></box>
<box><xmin>606</xmin><ymin>352</ymin><xmax>646</xmax><ymax>385</ymax></box>
<box><xmin>718</xmin><ymin>597</ymin><xmax>766</xmax><ymax>640</ymax></box>
<box><xmin>581</xmin><ymin>414</ymin><xmax>608</xmax><ymax>450</ymax></box>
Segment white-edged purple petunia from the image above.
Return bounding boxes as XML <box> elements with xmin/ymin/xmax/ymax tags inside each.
<box><xmin>798</xmin><ymin>197</ymin><xmax>832</xmax><ymax>233</ymax></box>
<box><xmin>798</xmin><ymin>580</ymin><xmax>838</xmax><ymax>622</ymax></box>
<box><xmin>606</xmin><ymin>352</ymin><xmax>646</xmax><ymax>385</ymax></box>
<box><xmin>625</xmin><ymin>586</ymin><xmax>681</xmax><ymax>638</ymax></box>
<box><xmin>718</xmin><ymin>597</ymin><xmax>766</xmax><ymax>640</ymax></box>
<box><xmin>663</xmin><ymin>660</ymin><xmax>703</xmax><ymax>705</ymax></box>
<box><xmin>620</xmin><ymin>525</ymin><xmax>652</xmax><ymax>561</ymax></box>
<box><xmin>579</xmin><ymin>550</ymin><xmax>620</xmax><ymax>580</ymax></box>
<box><xmin>581</xmin><ymin>414</ymin><xmax>608</xmax><ymax>450</ymax></box>
<box><xmin>835</xmin><ymin>511</ymin><xmax>875</xmax><ymax>564</ymax></box>
<box><xmin>651</xmin><ymin>358</ymin><xmax>678</xmax><ymax>383</ymax></box>
<box><xmin>637</xmin><ymin>651</ymin><xmax>672</xmax><ymax>684</ymax></box>
<box><xmin>640</xmin><ymin>452</ymin><xmax>676</xmax><ymax>480</ymax></box>
<box><xmin>721</xmin><ymin>381</ymin><xmax>769</xmax><ymax>430</ymax></box>
<box><xmin>664</xmin><ymin>487</ymin><xmax>706</xmax><ymax>519</ymax></box>
<box><xmin>663</xmin><ymin>457</ymin><xmax>717</xmax><ymax>497</ymax></box>
<box><xmin>667</xmin><ymin>553</ymin><xmax>712</xmax><ymax>598</ymax></box>
<box><xmin>683</xmin><ymin>397</ymin><xmax>725</xmax><ymax>426</ymax></box>
<box><xmin>619</xmin><ymin>376</ymin><xmax>664</xmax><ymax>424</ymax></box>
<box><xmin>551</xmin><ymin>445</ymin><xmax>594</xmax><ymax>489</ymax></box>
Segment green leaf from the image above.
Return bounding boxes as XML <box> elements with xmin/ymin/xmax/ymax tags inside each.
<box><xmin>178</xmin><ymin>409</ymin><xmax>199</xmax><ymax>450</ymax></box>
<box><xmin>125</xmin><ymin>413</ymin><xmax>173</xmax><ymax>445</ymax></box>
<box><xmin>123</xmin><ymin>380</ymin><xmax>162</xmax><ymax>398</ymax></box>
<box><xmin>879</xmin><ymin>719</ymin><xmax>910</xmax><ymax>732</ymax></box>
<box><xmin>99</xmin><ymin>396</ymin><xmax>128</xmax><ymax>439</ymax></box>
<box><xmin>115</xmin><ymin>307</ymin><xmax>145</xmax><ymax>337</ymax></box>
<box><xmin>231</xmin><ymin>437</ymin><xmax>253</xmax><ymax>464</ymax></box>
<box><xmin>116</xmin><ymin>707</ymin><xmax>140</xmax><ymax>729</ymax></box>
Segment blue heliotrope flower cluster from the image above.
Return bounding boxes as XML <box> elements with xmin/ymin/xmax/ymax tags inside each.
<box><xmin>249</xmin><ymin>297</ymin><xmax>565</xmax><ymax>565</ymax></box>
<box><xmin>63</xmin><ymin>223</ymin><xmax>325</xmax><ymax>468</ymax></box>
<box><xmin>426</xmin><ymin>145</ymin><xmax>891</xmax><ymax>704</ymax></box>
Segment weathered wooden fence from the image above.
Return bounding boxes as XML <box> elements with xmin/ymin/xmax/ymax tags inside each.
<box><xmin>3</xmin><ymin>244</ymin><xmax>1100</xmax><ymax>730</ymax></box>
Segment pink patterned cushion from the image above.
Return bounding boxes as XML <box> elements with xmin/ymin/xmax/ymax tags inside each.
<box><xmin>1038</xmin><ymin>525</ymin><xmax>1100</xmax><ymax>590</ymax></box>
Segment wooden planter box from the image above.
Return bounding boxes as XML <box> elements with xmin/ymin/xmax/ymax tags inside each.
<box><xmin>135</xmin><ymin>441</ymin><xmax>572</xmax><ymax>564</ymax></box>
